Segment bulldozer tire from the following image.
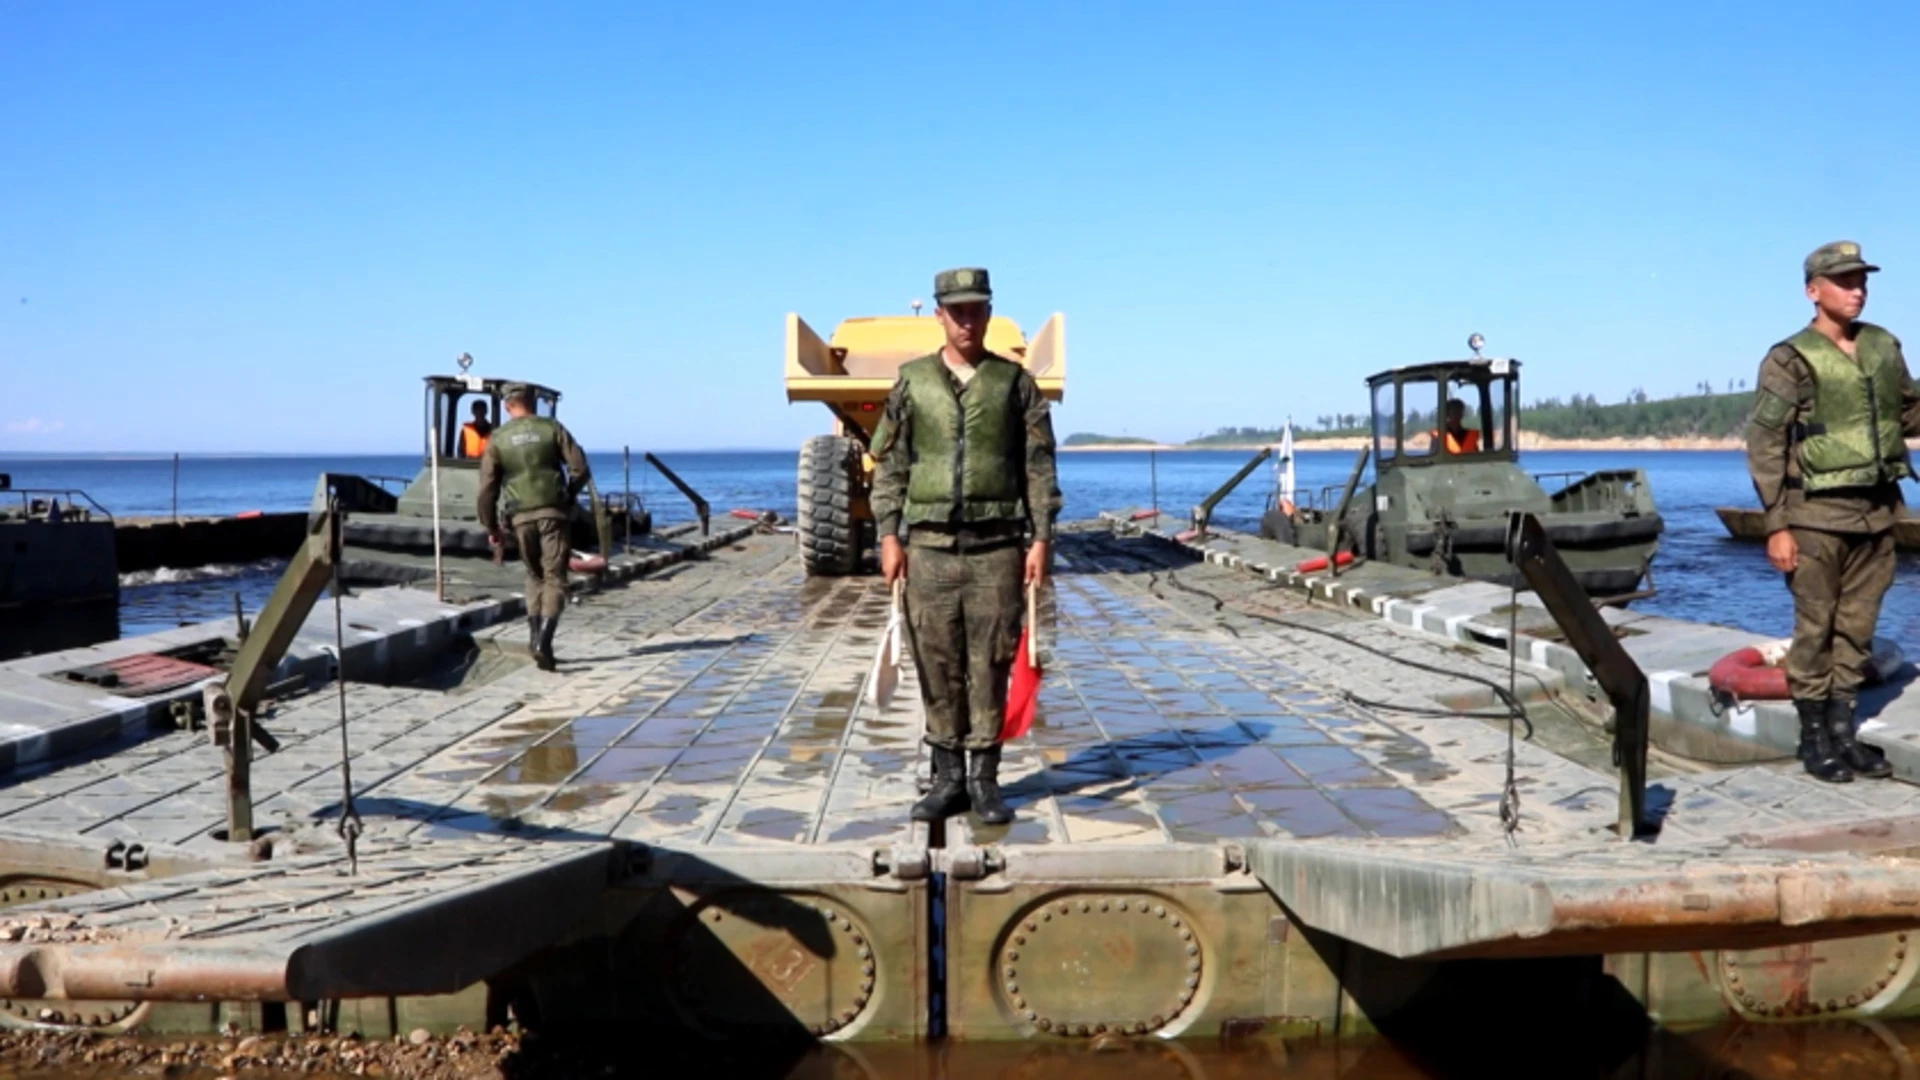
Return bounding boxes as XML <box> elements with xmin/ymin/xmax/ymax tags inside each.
<box><xmin>797</xmin><ymin>435</ymin><xmax>864</xmax><ymax>577</ymax></box>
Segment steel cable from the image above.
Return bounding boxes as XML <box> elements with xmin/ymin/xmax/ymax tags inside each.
<box><xmin>1145</xmin><ymin>563</ymin><xmax>1537</xmax><ymax>741</ymax></box>
<box><xmin>327</xmin><ymin>494</ymin><xmax>364</xmax><ymax>874</ymax></box>
<box><xmin>1500</xmin><ymin>576</ymin><xmax>1522</xmax><ymax>844</ymax></box>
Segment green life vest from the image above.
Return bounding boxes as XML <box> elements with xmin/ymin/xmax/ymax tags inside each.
<box><xmin>491</xmin><ymin>415</ymin><xmax>569</xmax><ymax>514</ymax></box>
<box><xmin>899</xmin><ymin>353</ymin><xmax>1029</xmax><ymax>527</ymax></box>
<box><xmin>1786</xmin><ymin>323</ymin><xmax>1912</xmax><ymax>492</ymax></box>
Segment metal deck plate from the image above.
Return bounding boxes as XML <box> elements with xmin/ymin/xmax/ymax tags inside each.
<box><xmin>1</xmin><ymin>528</ymin><xmax>1920</xmax><ymax>1038</ymax></box>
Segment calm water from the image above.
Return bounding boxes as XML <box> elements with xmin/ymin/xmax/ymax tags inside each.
<box><xmin>10</xmin><ymin>448</ymin><xmax>1920</xmax><ymax>644</ymax></box>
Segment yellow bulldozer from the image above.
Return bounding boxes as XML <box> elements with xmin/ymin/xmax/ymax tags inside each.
<box><xmin>783</xmin><ymin>309</ymin><xmax>1066</xmax><ymax>576</ymax></box>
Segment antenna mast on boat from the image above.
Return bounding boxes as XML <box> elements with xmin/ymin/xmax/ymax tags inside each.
<box><xmin>427</xmin><ymin>353</ymin><xmax>471</xmax><ymax>602</ymax></box>
<box><xmin>1277</xmin><ymin>416</ymin><xmax>1295</xmax><ymax>507</ymax></box>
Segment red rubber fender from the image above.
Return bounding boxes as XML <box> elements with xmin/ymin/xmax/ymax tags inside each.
<box><xmin>729</xmin><ymin>508</ymin><xmax>761</xmax><ymax>520</ymax></box>
<box><xmin>1129</xmin><ymin>509</ymin><xmax>1160</xmax><ymax>521</ymax></box>
<box><xmin>235</xmin><ymin>510</ymin><xmax>263</xmax><ymax>519</ymax></box>
<box><xmin>1708</xmin><ymin>647</ymin><xmax>1788</xmax><ymax>701</ymax></box>
<box><xmin>1296</xmin><ymin>552</ymin><xmax>1355</xmax><ymax>573</ymax></box>
<box><xmin>569</xmin><ymin>553</ymin><xmax>608</xmax><ymax>574</ymax></box>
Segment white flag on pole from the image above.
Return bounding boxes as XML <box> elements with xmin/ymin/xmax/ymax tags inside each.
<box><xmin>867</xmin><ymin>583</ymin><xmax>904</xmax><ymax>710</ymax></box>
<box><xmin>1278</xmin><ymin>416</ymin><xmax>1296</xmax><ymax>506</ymax></box>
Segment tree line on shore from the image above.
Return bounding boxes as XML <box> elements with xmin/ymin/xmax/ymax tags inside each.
<box><xmin>1065</xmin><ymin>386</ymin><xmax>1758</xmax><ymax>447</ymax></box>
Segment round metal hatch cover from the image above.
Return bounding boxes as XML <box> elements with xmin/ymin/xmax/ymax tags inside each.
<box><xmin>1720</xmin><ymin>931</ymin><xmax>1917</xmax><ymax>1019</ymax></box>
<box><xmin>997</xmin><ymin>893</ymin><xmax>1204</xmax><ymax>1037</ymax></box>
<box><xmin>670</xmin><ymin>891</ymin><xmax>877</xmax><ymax>1038</ymax></box>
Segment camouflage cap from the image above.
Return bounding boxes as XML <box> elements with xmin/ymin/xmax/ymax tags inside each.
<box><xmin>1805</xmin><ymin>241</ymin><xmax>1880</xmax><ymax>280</ymax></box>
<box><xmin>499</xmin><ymin>382</ymin><xmax>533</xmax><ymax>402</ymax></box>
<box><xmin>933</xmin><ymin>267</ymin><xmax>992</xmax><ymax>305</ymax></box>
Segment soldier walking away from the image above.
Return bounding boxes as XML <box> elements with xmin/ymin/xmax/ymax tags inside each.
<box><xmin>871</xmin><ymin>267</ymin><xmax>1061</xmax><ymax>826</ymax></box>
<box><xmin>1746</xmin><ymin>241</ymin><xmax>1920</xmax><ymax>783</ymax></box>
<box><xmin>477</xmin><ymin>383</ymin><xmax>592</xmax><ymax>672</ymax></box>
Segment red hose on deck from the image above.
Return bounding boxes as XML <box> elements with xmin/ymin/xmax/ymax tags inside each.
<box><xmin>1295</xmin><ymin>552</ymin><xmax>1354</xmax><ymax>573</ymax></box>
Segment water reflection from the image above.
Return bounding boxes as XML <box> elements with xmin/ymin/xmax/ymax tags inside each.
<box><xmin>686</xmin><ymin>1020</ymin><xmax>1920</xmax><ymax>1080</ymax></box>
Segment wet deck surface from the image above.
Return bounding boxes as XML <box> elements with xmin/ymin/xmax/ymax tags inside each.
<box><xmin>10</xmin><ymin>525</ymin><xmax>1920</xmax><ymax>854</ymax></box>
<box><xmin>8</xmin><ymin>525</ymin><xmax>1920</xmax><ymax>1000</ymax></box>
<box><xmin>0</xmin><ymin>528</ymin><xmax>1637</xmax><ymax>856</ymax></box>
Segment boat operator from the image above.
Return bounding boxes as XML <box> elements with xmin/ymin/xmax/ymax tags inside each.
<box><xmin>460</xmin><ymin>400</ymin><xmax>493</xmax><ymax>458</ymax></box>
<box><xmin>476</xmin><ymin>382</ymin><xmax>592</xmax><ymax>673</ymax></box>
<box><xmin>1428</xmin><ymin>398</ymin><xmax>1480</xmax><ymax>454</ymax></box>
<box><xmin>871</xmin><ymin>266</ymin><xmax>1061</xmax><ymax>826</ymax></box>
<box><xmin>1746</xmin><ymin>240</ymin><xmax>1920</xmax><ymax>784</ymax></box>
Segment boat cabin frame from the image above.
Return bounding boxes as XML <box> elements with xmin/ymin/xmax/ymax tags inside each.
<box><xmin>424</xmin><ymin>376</ymin><xmax>561</xmax><ymax>467</ymax></box>
<box><xmin>1368</xmin><ymin>358</ymin><xmax>1522</xmax><ymax>471</ymax></box>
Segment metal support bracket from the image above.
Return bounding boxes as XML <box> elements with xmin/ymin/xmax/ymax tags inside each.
<box><xmin>645</xmin><ymin>453</ymin><xmax>711</xmax><ymax>537</ymax></box>
<box><xmin>204</xmin><ymin>509</ymin><xmax>341</xmax><ymax>843</ymax></box>
<box><xmin>103</xmin><ymin>840</ymin><xmax>149</xmax><ymax>873</ymax></box>
<box><xmin>1506</xmin><ymin>512</ymin><xmax>1650</xmax><ymax>838</ymax></box>
<box><xmin>942</xmin><ymin>845</ymin><xmax>1004</xmax><ymax>881</ymax></box>
<box><xmin>1190</xmin><ymin>447</ymin><xmax>1272</xmax><ymax>537</ymax></box>
<box><xmin>1327</xmin><ymin>445</ymin><xmax>1372</xmax><ymax>573</ymax></box>
<box><xmin>873</xmin><ymin>844</ymin><xmax>929</xmax><ymax>881</ymax></box>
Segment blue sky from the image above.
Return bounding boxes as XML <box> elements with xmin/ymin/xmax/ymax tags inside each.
<box><xmin>3</xmin><ymin>1</ymin><xmax>1917</xmax><ymax>453</ymax></box>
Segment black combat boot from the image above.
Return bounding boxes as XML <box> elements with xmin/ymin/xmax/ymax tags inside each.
<box><xmin>911</xmin><ymin>745</ymin><xmax>969</xmax><ymax>822</ymax></box>
<box><xmin>527</xmin><ymin>616</ymin><xmax>544</xmax><ymax>662</ymax></box>
<box><xmin>967</xmin><ymin>746</ymin><xmax>1013</xmax><ymax>826</ymax></box>
<box><xmin>1828</xmin><ymin>698</ymin><xmax>1893</xmax><ymax>779</ymax></box>
<box><xmin>1796</xmin><ymin>699</ymin><xmax>1854</xmax><ymax>783</ymax></box>
<box><xmin>535</xmin><ymin>616</ymin><xmax>559</xmax><ymax>672</ymax></box>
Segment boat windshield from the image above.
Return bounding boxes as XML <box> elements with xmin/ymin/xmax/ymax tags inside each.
<box><xmin>1371</xmin><ymin>381</ymin><xmax>1397</xmax><ymax>464</ymax></box>
<box><xmin>1374</xmin><ymin>365</ymin><xmax>1517</xmax><ymax>463</ymax></box>
<box><xmin>428</xmin><ymin>382</ymin><xmax>559</xmax><ymax>463</ymax></box>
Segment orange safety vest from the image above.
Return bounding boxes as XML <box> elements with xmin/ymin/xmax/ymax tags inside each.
<box><xmin>1430</xmin><ymin>427</ymin><xmax>1481</xmax><ymax>454</ymax></box>
<box><xmin>461</xmin><ymin>423</ymin><xmax>490</xmax><ymax>458</ymax></box>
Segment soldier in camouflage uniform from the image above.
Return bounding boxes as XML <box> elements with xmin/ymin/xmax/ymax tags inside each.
<box><xmin>871</xmin><ymin>267</ymin><xmax>1061</xmax><ymax>825</ymax></box>
<box><xmin>477</xmin><ymin>383</ymin><xmax>592</xmax><ymax>672</ymax></box>
<box><xmin>1747</xmin><ymin>241</ymin><xmax>1920</xmax><ymax>783</ymax></box>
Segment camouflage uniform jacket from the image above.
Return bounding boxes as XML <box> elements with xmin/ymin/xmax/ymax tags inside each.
<box><xmin>1746</xmin><ymin>326</ymin><xmax>1920</xmax><ymax>535</ymax></box>
<box><xmin>870</xmin><ymin>351</ymin><xmax>1061</xmax><ymax>549</ymax></box>
<box><xmin>476</xmin><ymin>419</ymin><xmax>591</xmax><ymax>533</ymax></box>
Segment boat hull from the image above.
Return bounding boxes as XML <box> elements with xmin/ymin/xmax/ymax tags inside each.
<box><xmin>1716</xmin><ymin>506</ymin><xmax>1920</xmax><ymax>552</ymax></box>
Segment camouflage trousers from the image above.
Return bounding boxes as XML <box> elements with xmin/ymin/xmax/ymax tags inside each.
<box><xmin>1786</xmin><ymin>526</ymin><xmax>1895</xmax><ymax>703</ymax></box>
<box><xmin>904</xmin><ymin>543</ymin><xmax>1025</xmax><ymax>752</ymax></box>
<box><xmin>514</xmin><ymin>517</ymin><xmax>570</xmax><ymax>620</ymax></box>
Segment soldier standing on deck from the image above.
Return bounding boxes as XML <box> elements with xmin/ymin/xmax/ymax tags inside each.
<box><xmin>477</xmin><ymin>383</ymin><xmax>592</xmax><ymax>673</ymax></box>
<box><xmin>1746</xmin><ymin>241</ymin><xmax>1920</xmax><ymax>783</ymax></box>
<box><xmin>871</xmin><ymin>267</ymin><xmax>1061</xmax><ymax>826</ymax></box>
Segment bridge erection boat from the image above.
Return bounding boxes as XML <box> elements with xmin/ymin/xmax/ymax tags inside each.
<box><xmin>1255</xmin><ymin>337</ymin><xmax>1664</xmax><ymax>601</ymax></box>
<box><xmin>312</xmin><ymin>363</ymin><xmax>648</xmax><ymax>595</ymax></box>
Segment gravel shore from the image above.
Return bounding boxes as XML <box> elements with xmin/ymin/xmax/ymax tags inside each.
<box><xmin>0</xmin><ymin>1028</ymin><xmax>518</xmax><ymax>1079</ymax></box>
